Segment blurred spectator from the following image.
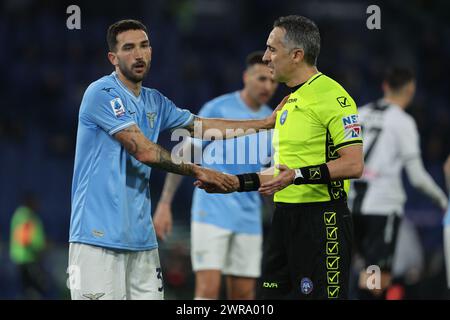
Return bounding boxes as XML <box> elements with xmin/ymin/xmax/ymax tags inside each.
<box><xmin>9</xmin><ymin>192</ymin><xmax>48</xmax><ymax>299</ymax></box>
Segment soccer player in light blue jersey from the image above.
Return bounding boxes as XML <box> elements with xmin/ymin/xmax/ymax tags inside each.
<box><xmin>153</xmin><ymin>52</ymin><xmax>278</xmax><ymax>299</ymax></box>
<box><xmin>68</xmin><ymin>20</ymin><xmax>280</xmax><ymax>300</ymax></box>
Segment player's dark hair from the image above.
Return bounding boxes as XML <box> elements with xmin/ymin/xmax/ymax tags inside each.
<box><xmin>107</xmin><ymin>19</ymin><xmax>148</xmax><ymax>52</ymax></box>
<box><xmin>274</xmin><ymin>15</ymin><xmax>321</xmax><ymax>66</ymax></box>
<box><xmin>245</xmin><ymin>51</ymin><xmax>266</xmax><ymax>69</ymax></box>
<box><xmin>384</xmin><ymin>67</ymin><xmax>415</xmax><ymax>91</ymax></box>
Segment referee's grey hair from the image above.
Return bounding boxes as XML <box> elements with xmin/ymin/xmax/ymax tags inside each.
<box><xmin>274</xmin><ymin>15</ymin><xmax>321</xmax><ymax>66</ymax></box>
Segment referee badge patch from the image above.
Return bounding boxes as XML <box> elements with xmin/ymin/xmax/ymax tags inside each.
<box><xmin>342</xmin><ymin>114</ymin><xmax>361</xmax><ymax>140</ymax></box>
<box><xmin>280</xmin><ymin>110</ymin><xmax>288</xmax><ymax>125</ymax></box>
<box><xmin>110</xmin><ymin>97</ymin><xmax>126</xmax><ymax>118</ymax></box>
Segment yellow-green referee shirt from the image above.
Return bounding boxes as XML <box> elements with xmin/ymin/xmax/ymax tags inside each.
<box><xmin>273</xmin><ymin>72</ymin><xmax>363</xmax><ymax>203</ymax></box>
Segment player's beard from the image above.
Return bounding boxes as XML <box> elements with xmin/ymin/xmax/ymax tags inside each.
<box><xmin>118</xmin><ymin>60</ymin><xmax>150</xmax><ymax>83</ymax></box>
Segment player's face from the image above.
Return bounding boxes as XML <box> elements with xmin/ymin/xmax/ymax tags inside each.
<box><xmin>404</xmin><ymin>81</ymin><xmax>416</xmax><ymax>106</ymax></box>
<box><xmin>263</xmin><ymin>27</ymin><xmax>294</xmax><ymax>83</ymax></box>
<box><xmin>113</xmin><ymin>29</ymin><xmax>152</xmax><ymax>83</ymax></box>
<box><xmin>244</xmin><ymin>64</ymin><xmax>278</xmax><ymax>106</ymax></box>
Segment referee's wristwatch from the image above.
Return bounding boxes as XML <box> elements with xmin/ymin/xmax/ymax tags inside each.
<box><xmin>292</xmin><ymin>168</ymin><xmax>303</xmax><ymax>185</ymax></box>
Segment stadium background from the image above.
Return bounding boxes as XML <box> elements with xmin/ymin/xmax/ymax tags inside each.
<box><xmin>0</xmin><ymin>0</ymin><xmax>449</xmax><ymax>299</ymax></box>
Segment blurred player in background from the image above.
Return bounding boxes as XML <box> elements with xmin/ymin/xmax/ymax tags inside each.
<box><xmin>348</xmin><ymin>67</ymin><xmax>448</xmax><ymax>299</ymax></box>
<box><xmin>10</xmin><ymin>192</ymin><xmax>48</xmax><ymax>299</ymax></box>
<box><xmin>68</xmin><ymin>20</ymin><xmax>280</xmax><ymax>300</ymax></box>
<box><xmin>153</xmin><ymin>51</ymin><xmax>278</xmax><ymax>300</ymax></box>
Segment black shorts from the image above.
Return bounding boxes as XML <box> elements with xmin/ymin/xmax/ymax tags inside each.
<box><xmin>352</xmin><ymin>213</ymin><xmax>401</xmax><ymax>272</ymax></box>
<box><xmin>260</xmin><ymin>200</ymin><xmax>353</xmax><ymax>300</ymax></box>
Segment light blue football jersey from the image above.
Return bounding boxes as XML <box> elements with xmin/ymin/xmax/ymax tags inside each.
<box><xmin>70</xmin><ymin>72</ymin><xmax>193</xmax><ymax>250</ymax></box>
<box><xmin>191</xmin><ymin>92</ymin><xmax>273</xmax><ymax>234</ymax></box>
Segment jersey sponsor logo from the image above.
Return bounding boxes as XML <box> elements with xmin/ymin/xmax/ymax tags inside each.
<box><xmin>101</xmin><ymin>87</ymin><xmax>114</xmax><ymax>93</ymax></box>
<box><xmin>279</xmin><ymin>110</ymin><xmax>288</xmax><ymax>125</ymax></box>
<box><xmin>263</xmin><ymin>282</ymin><xmax>278</xmax><ymax>289</ymax></box>
<box><xmin>110</xmin><ymin>97</ymin><xmax>126</xmax><ymax>118</ymax></box>
<box><xmin>342</xmin><ymin>114</ymin><xmax>359</xmax><ymax>126</ymax></box>
<box><xmin>287</xmin><ymin>98</ymin><xmax>297</xmax><ymax>103</ymax></box>
<box><xmin>337</xmin><ymin>96</ymin><xmax>351</xmax><ymax>108</ymax></box>
<box><xmin>342</xmin><ymin>114</ymin><xmax>361</xmax><ymax>139</ymax></box>
<box><xmin>300</xmin><ymin>277</ymin><xmax>313</xmax><ymax>294</ymax></box>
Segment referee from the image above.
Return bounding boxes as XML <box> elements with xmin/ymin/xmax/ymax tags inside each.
<box><xmin>196</xmin><ymin>15</ymin><xmax>363</xmax><ymax>299</ymax></box>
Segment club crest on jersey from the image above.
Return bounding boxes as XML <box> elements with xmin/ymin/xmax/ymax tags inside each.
<box><xmin>342</xmin><ymin>114</ymin><xmax>361</xmax><ymax>139</ymax></box>
<box><xmin>110</xmin><ymin>97</ymin><xmax>126</xmax><ymax>118</ymax></box>
<box><xmin>147</xmin><ymin>112</ymin><xmax>157</xmax><ymax>128</ymax></box>
<box><xmin>280</xmin><ymin>110</ymin><xmax>288</xmax><ymax>125</ymax></box>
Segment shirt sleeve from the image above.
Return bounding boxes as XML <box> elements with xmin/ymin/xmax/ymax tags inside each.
<box><xmin>80</xmin><ymin>85</ymin><xmax>135</xmax><ymax>135</ymax></box>
<box><xmin>314</xmin><ymin>93</ymin><xmax>363</xmax><ymax>150</ymax></box>
<box><xmin>155</xmin><ymin>90</ymin><xmax>194</xmax><ymax>131</ymax></box>
<box><xmin>396</xmin><ymin>116</ymin><xmax>421</xmax><ymax>161</ymax></box>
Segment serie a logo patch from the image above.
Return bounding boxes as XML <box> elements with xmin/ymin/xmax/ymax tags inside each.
<box><xmin>110</xmin><ymin>97</ymin><xmax>126</xmax><ymax>118</ymax></box>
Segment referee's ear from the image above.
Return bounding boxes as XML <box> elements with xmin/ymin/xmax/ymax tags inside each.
<box><xmin>291</xmin><ymin>48</ymin><xmax>305</xmax><ymax>64</ymax></box>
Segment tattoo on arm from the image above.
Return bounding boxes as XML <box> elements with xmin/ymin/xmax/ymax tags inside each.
<box><xmin>149</xmin><ymin>143</ymin><xmax>197</xmax><ymax>177</ymax></box>
<box><xmin>115</xmin><ymin>125</ymin><xmax>197</xmax><ymax>177</ymax></box>
<box><xmin>119</xmin><ymin>127</ymin><xmax>140</xmax><ymax>155</ymax></box>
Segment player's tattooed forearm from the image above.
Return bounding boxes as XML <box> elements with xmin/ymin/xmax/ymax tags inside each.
<box><xmin>150</xmin><ymin>145</ymin><xmax>196</xmax><ymax>177</ymax></box>
<box><xmin>123</xmin><ymin>137</ymin><xmax>138</xmax><ymax>155</ymax></box>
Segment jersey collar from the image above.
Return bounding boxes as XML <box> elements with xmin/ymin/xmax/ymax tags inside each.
<box><xmin>112</xmin><ymin>72</ymin><xmax>142</xmax><ymax>102</ymax></box>
<box><xmin>290</xmin><ymin>72</ymin><xmax>323</xmax><ymax>93</ymax></box>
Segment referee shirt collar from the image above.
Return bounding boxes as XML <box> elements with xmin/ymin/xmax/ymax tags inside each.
<box><xmin>290</xmin><ymin>72</ymin><xmax>323</xmax><ymax>93</ymax></box>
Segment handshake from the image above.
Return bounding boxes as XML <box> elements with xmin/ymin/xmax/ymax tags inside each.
<box><xmin>193</xmin><ymin>166</ymin><xmax>240</xmax><ymax>193</ymax></box>
<box><xmin>192</xmin><ymin>164</ymin><xmax>295</xmax><ymax>196</ymax></box>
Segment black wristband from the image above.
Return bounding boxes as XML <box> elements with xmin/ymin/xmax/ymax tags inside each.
<box><xmin>295</xmin><ymin>163</ymin><xmax>331</xmax><ymax>185</ymax></box>
<box><xmin>236</xmin><ymin>173</ymin><xmax>260</xmax><ymax>192</ymax></box>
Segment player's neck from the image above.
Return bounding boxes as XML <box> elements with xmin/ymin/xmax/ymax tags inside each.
<box><xmin>383</xmin><ymin>95</ymin><xmax>407</xmax><ymax>109</ymax></box>
<box><xmin>286</xmin><ymin>65</ymin><xmax>319</xmax><ymax>88</ymax></box>
<box><xmin>240</xmin><ymin>90</ymin><xmax>262</xmax><ymax>111</ymax></box>
<box><xmin>116</xmin><ymin>70</ymin><xmax>142</xmax><ymax>97</ymax></box>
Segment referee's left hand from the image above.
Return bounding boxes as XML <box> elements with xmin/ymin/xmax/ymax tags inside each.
<box><xmin>258</xmin><ymin>164</ymin><xmax>295</xmax><ymax>196</ymax></box>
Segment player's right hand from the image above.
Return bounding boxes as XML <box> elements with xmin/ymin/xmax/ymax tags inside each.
<box><xmin>194</xmin><ymin>167</ymin><xmax>239</xmax><ymax>193</ymax></box>
<box><xmin>153</xmin><ymin>202</ymin><xmax>173</xmax><ymax>241</ymax></box>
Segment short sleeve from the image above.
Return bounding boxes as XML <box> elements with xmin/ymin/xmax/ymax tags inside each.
<box><xmin>315</xmin><ymin>94</ymin><xmax>363</xmax><ymax>150</ymax></box>
<box><xmin>155</xmin><ymin>91</ymin><xmax>194</xmax><ymax>131</ymax></box>
<box><xmin>80</xmin><ymin>85</ymin><xmax>135</xmax><ymax>135</ymax></box>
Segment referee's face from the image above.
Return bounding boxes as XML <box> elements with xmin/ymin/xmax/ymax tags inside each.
<box><xmin>110</xmin><ymin>29</ymin><xmax>152</xmax><ymax>83</ymax></box>
<box><xmin>263</xmin><ymin>27</ymin><xmax>294</xmax><ymax>83</ymax></box>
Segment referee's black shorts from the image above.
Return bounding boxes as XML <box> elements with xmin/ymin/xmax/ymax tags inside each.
<box><xmin>260</xmin><ymin>200</ymin><xmax>353</xmax><ymax>300</ymax></box>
